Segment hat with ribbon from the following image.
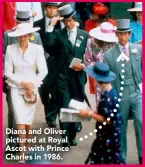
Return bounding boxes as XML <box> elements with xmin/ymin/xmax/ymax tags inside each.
<box><xmin>15</xmin><ymin>10</ymin><xmax>31</xmax><ymax>23</ymax></box>
<box><xmin>58</xmin><ymin>4</ymin><xmax>76</xmax><ymax>20</ymax></box>
<box><xmin>89</xmin><ymin>22</ymin><xmax>118</xmax><ymax>43</ymax></box>
<box><xmin>116</xmin><ymin>19</ymin><xmax>131</xmax><ymax>32</ymax></box>
<box><xmin>84</xmin><ymin>62</ymin><xmax>116</xmax><ymax>83</ymax></box>
<box><xmin>127</xmin><ymin>2</ymin><xmax>142</xmax><ymax>12</ymax></box>
<box><xmin>8</xmin><ymin>23</ymin><xmax>40</xmax><ymax>37</ymax></box>
<box><xmin>93</xmin><ymin>3</ymin><xmax>108</xmax><ymax>15</ymax></box>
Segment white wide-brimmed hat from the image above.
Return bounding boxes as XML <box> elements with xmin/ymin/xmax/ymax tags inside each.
<box><xmin>8</xmin><ymin>23</ymin><xmax>40</xmax><ymax>37</ymax></box>
<box><xmin>89</xmin><ymin>22</ymin><xmax>118</xmax><ymax>43</ymax></box>
<box><xmin>127</xmin><ymin>2</ymin><xmax>142</xmax><ymax>12</ymax></box>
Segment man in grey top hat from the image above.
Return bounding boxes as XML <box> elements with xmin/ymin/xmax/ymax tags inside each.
<box><xmin>3</xmin><ymin>9</ymin><xmax>42</xmax><ymax>155</ymax></box>
<box><xmin>103</xmin><ymin>19</ymin><xmax>142</xmax><ymax>164</ymax></box>
<box><xmin>44</xmin><ymin>4</ymin><xmax>89</xmax><ymax>147</ymax></box>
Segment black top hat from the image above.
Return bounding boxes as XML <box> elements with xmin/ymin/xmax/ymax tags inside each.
<box><xmin>44</xmin><ymin>2</ymin><xmax>59</xmax><ymax>8</ymax></box>
<box><xmin>58</xmin><ymin>4</ymin><xmax>76</xmax><ymax>20</ymax></box>
<box><xmin>85</xmin><ymin>62</ymin><xmax>116</xmax><ymax>83</ymax></box>
<box><xmin>116</xmin><ymin>19</ymin><xmax>131</xmax><ymax>32</ymax></box>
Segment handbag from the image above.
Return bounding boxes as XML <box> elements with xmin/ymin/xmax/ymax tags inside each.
<box><xmin>23</xmin><ymin>92</ymin><xmax>37</xmax><ymax>104</ymax></box>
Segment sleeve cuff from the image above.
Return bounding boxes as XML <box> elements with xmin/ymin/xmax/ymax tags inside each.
<box><xmin>46</xmin><ymin>25</ymin><xmax>54</xmax><ymax>32</ymax></box>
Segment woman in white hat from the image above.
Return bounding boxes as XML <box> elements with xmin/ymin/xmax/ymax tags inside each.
<box><xmin>84</xmin><ymin>22</ymin><xmax>118</xmax><ymax>108</ymax></box>
<box><xmin>4</xmin><ymin>23</ymin><xmax>48</xmax><ymax>163</ymax></box>
<box><xmin>127</xmin><ymin>2</ymin><xmax>142</xmax><ymax>44</ymax></box>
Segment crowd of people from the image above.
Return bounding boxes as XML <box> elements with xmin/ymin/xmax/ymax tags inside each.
<box><xmin>3</xmin><ymin>2</ymin><xmax>142</xmax><ymax>164</ymax></box>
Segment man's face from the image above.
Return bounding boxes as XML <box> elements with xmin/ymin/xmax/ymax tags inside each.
<box><xmin>63</xmin><ymin>17</ymin><xmax>76</xmax><ymax>30</ymax></box>
<box><xmin>45</xmin><ymin>6</ymin><xmax>58</xmax><ymax>18</ymax></box>
<box><xmin>116</xmin><ymin>31</ymin><xmax>130</xmax><ymax>45</ymax></box>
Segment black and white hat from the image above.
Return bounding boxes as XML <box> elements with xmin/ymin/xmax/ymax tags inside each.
<box><xmin>15</xmin><ymin>10</ymin><xmax>31</xmax><ymax>23</ymax></box>
<box><xmin>58</xmin><ymin>4</ymin><xmax>76</xmax><ymax>20</ymax></box>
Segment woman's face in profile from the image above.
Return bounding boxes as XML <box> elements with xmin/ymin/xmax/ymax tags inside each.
<box><xmin>135</xmin><ymin>12</ymin><xmax>142</xmax><ymax>21</ymax></box>
<box><xmin>18</xmin><ymin>34</ymin><xmax>30</xmax><ymax>46</ymax></box>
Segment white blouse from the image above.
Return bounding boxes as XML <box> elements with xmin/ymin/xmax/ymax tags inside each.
<box><xmin>5</xmin><ymin>42</ymin><xmax>48</xmax><ymax>89</ymax></box>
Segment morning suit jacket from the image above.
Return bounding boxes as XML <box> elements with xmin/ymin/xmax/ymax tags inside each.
<box><xmin>103</xmin><ymin>43</ymin><xmax>142</xmax><ymax>96</ymax></box>
<box><xmin>43</xmin><ymin>27</ymin><xmax>89</xmax><ymax>107</ymax></box>
<box><xmin>34</xmin><ymin>17</ymin><xmax>61</xmax><ymax>47</ymax></box>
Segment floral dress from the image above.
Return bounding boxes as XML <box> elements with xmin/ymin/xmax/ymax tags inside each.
<box><xmin>84</xmin><ymin>37</ymin><xmax>114</xmax><ymax>107</ymax></box>
<box><xmin>85</xmin><ymin>88</ymin><xmax>124</xmax><ymax>164</ymax></box>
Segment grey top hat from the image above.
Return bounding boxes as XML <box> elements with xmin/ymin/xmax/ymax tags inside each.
<box><xmin>116</xmin><ymin>19</ymin><xmax>131</xmax><ymax>32</ymax></box>
<box><xmin>44</xmin><ymin>2</ymin><xmax>59</xmax><ymax>7</ymax></box>
<box><xmin>58</xmin><ymin>4</ymin><xmax>76</xmax><ymax>20</ymax></box>
<box><xmin>15</xmin><ymin>10</ymin><xmax>31</xmax><ymax>22</ymax></box>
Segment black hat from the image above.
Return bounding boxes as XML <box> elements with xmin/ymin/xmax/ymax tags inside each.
<box><xmin>44</xmin><ymin>2</ymin><xmax>59</xmax><ymax>8</ymax></box>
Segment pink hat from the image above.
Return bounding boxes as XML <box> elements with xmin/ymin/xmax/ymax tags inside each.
<box><xmin>89</xmin><ymin>22</ymin><xmax>118</xmax><ymax>43</ymax></box>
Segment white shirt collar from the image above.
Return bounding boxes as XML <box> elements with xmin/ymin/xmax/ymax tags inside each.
<box><xmin>119</xmin><ymin>42</ymin><xmax>129</xmax><ymax>49</ymax></box>
<box><xmin>67</xmin><ymin>26</ymin><xmax>77</xmax><ymax>34</ymax></box>
<box><xmin>45</xmin><ymin>16</ymin><xmax>55</xmax><ymax>25</ymax></box>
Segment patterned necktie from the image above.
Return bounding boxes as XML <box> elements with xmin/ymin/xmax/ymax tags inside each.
<box><xmin>123</xmin><ymin>46</ymin><xmax>128</xmax><ymax>57</ymax></box>
<box><xmin>48</xmin><ymin>19</ymin><xmax>52</xmax><ymax>26</ymax></box>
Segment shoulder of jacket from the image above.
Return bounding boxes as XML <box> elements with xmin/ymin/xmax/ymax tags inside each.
<box><xmin>34</xmin><ymin>17</ymin><xmax>45</xmax><ymax>25</ymax></box>
<box><xmin>105</xmin><ymin>44</ymin><xmax>117</xmax><ymax>54</ymax></box>
<box><xmin>78</xmin><ymin>28</ymin><xmax>89</xmax><ymax>38</ymax></box>
<box><xmin>129</xmin><ymin>42</ymin><xmax>142</xmax><ymax>49</ymax></box>
<box><xmin>7</xmin><ymin>43</ymin><xmax>17</xmax><ymax>50</ymax></box>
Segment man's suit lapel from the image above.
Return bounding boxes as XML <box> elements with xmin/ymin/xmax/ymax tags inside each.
<box><xmin>129</xmin><ymin>43</ymin><xmax>137</xmax><ymax>73</ymax></box>
<box><xmin>112</xmin><ymin>44</ymin><xmax>123</xmax><ymax>77</ymax></box>
<box><xmin>74</xmin><ymin>28</ymin><xmax>83</xmax><ymax>58</ymax></box>
<box><xmin>41</xmin><ymin>18</ymin><xmax>46</xmax><ymax>34</ymax></box>
<box><xmin>62</xmin><ymin>28</ymin><xmax>70</xmax><ymax>46</ymax></box>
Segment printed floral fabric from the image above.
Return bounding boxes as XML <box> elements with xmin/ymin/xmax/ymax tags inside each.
<box><xmin>84</xmin><ymin>37</ymin><xmax>114</xmax><ymax>107</ymax></box>
<box><xmin>86</xmin><ymin>88</ymin><xmax>124</xmax><ymax>164</ymax></box>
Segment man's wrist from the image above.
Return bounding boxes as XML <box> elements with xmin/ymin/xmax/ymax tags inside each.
<box><xmin>81</xmin><ymin>63</ymin><xmax>85</xmax><ymax>69</ymax></box>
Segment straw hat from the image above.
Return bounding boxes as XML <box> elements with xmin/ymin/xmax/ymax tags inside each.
<box><xmin>8</xmin><ymin>23</ymin><xmax>40</xmax><ymax>37</ymax></box>
<box><xmin>127</xmin><ymin>2</ymin><xmax>142</xmax><ymax>12</ymax></box>
<box><xmin>89</xmin><ymin>22</ymin><xmax>118</xmax><ymax>43</ymax></box>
